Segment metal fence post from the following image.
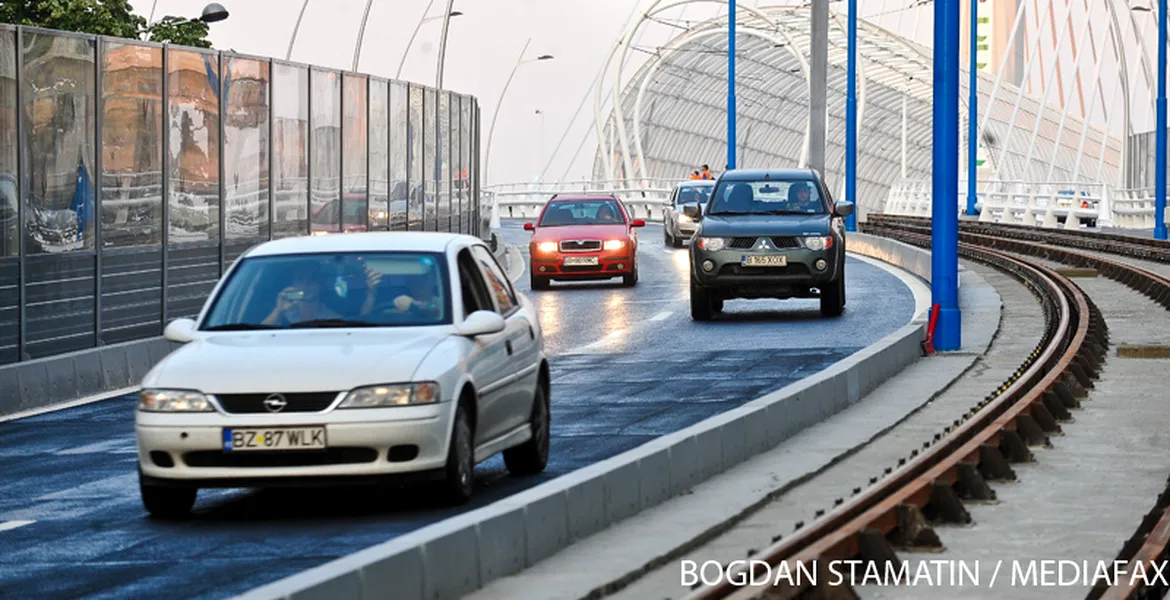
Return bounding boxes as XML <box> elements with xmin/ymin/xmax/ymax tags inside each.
<box><xmin>160</xmin><ymin>44</ymin><xmax>170</xmax><ymax>330</ymax></box>
<box><xmin>15</xmin><ymin>26</ymin><xmax>25</xmax><ymax>361</ymax></box>
<box><xmin>93</xmin><ymin>35</ymin><xmax>104</xmax><ymax>345</ymax></box>
<box><xmin>218</xmin><ymin>51</ymin><xmax>226</xmax><ymax>274</ymax></box>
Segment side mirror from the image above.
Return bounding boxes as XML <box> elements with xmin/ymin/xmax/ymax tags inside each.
<box><xmin>523</xmin><ymin>222</ymin><xmax>535</xmax><ymax>231</ymax></box>
<box><xmin>457</xmin><ymin>310</ymin><xmax>507</xmax><ymax>337</ymax></box>
<box><xmin>682</xmin><ymin>204</ymin><xmax>702</xmax><ymax>220</ymax></box>
<box><xmin>163</xmin><ymin>318</ymin><xmax>197</xmax><ymax>343</ymax></box>
<box><xmin>630</xmin><ymin>219</ymin><xmax>646</xmax><ymax>228</ymax></box>
<box><xmin>833</xmin><ymin>201</ymin><xmax>855</xmax><ymax>218</ymax></box>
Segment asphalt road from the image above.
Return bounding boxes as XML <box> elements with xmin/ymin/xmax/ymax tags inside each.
<box><xmin>0</xmin><ymin>222</ymin><xmax>915</xmax><ymax>599</ymax></box>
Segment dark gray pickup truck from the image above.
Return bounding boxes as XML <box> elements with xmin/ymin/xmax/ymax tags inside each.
<box><xmin>683</xmin><ymin>169</ymin><xmax>855</xmax><ymax>320</ymax></box>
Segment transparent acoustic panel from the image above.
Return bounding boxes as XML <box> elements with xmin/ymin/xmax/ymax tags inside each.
<box><xmin>438</xmin><ymin>90</ymin><xmax>450</xmax><ymax>232</ymax></box>
<box><xmin>389</xmin><ymin>81</ymin><xmax>408</xmax><ymax>231</ymax></box>
<box><xmin>369</xmin><ymin>79</ymin><xmax>389</xmax><ymax>230</ymax></box>
<box><xmin>22</xmin><ymin>30</ymin><xmax>96</xmax><ymax>254</ymax></box>
<box><xmin>408</xmin><ymin>84</ymin><xmax>423</xmax><ymax>230</ymax></box>
<box><xmin>272</xmin><ymin>63</ymin><xmax>308</xmax><ymax>238</ymax></box>
<box><xmin>341</xmin><ymin>74</ymin><xmax>367</xmax><ymax>231</ymax></box>
<box><xmin>166</xmin><ymin>48</ymin><xmax>220</xmax><ymax>244</ymax></box>
<box><xmin>310</xmin><ymin>68</ymin><xmax>340</xmax><ymax>233</ymax></box>
<box><xmin>0</xmin><ymin>29</ymin><xmax>15</xmax><ymax>257</ymax></box>
<box><xmin>423</xmin><ymin>87</ymin><xmax>436</xmax><ymax>231</ymax></box>
<box><xmin>223</xmin><ymin>55</ymin><xmax>270</xmax><ymax>240</ymax></box>
<box><xmin>100</xmin><ymin>41</ymin><xmax>163</xmax><ymax>248</ymax></box>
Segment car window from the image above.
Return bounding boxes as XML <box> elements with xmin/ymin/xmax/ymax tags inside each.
<box><xmin>676</xmin><ymin>185</ymin><xmax>713</xmax><ymax>206</ymax></box>
<box><xmin>457</xmin><ymin>249</ymin><xmax>493</xmax><ymax>318</ymax></box>
<box><xmin>471</xmin><ymin>245</ymin><xmax>517</xmax><ymax>314</ymax></box>
<box><xmin>537</xmin><ymin>199</ymin><xmax>625</xmax><ymax>226</ymax></box>
<box><xmin>708</xmin><ymin>179</ymin><xmax>826</xmax><ymax>216</ymax></box>
<box><xmin>200</xmin><ymin>251</ymin><xmax>451</xmax><ymax>329</ymax></box>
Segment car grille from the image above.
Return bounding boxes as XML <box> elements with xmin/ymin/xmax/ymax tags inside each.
<box><xmin>728</xmin><ymin>236</ymin><xmax>801</xmax><ymax>249</ymax></box>
<box><xmin>560</xmin><ymin>239</ymin><xmax>602</xmax><ymax>252</ymax></box>
<box><xmin>182</xmin><ymin>448</ymin><xmax>378</xmax><ymax>468</ymax></box>
<box><xmin>718</xmin><ymin>264</ymin><xmax>811</xmax><ymax>276</ymax></box>
<box><xmin>214</xmin><ymin>392</ymin><xmax>340</xmax><ymax>414</ymax></box>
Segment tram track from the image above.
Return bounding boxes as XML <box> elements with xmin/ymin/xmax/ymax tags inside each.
<box><xmin>682</xmin><ymin>215</ymin><xmax>1170</xmax><ymax>600</ymax></box>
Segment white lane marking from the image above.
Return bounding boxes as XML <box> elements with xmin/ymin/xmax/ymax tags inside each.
<box><xmin>650</xmin><ymin>311</ymin><xmax>672</xmax><ymax>321</ymax></box>
<box><xmin>57</xmin><ymin>438</ymin><xmax>136</xmax><ymax>455</ymax></box>
<box><xmin>0</xmin><ymin>521</ymin><xmax>34</xmax><ymax>533</ymax></box>
<box><xmin>0</xmin><ymin>386</ymin><xmax>140</xmax><ymax>424</ymax></box>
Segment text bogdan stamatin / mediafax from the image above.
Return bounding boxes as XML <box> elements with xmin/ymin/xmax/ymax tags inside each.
<box><xmin>681</xmin><ymin>558</ymin><xmax>1170</xmax><ymax>588</ymax></box>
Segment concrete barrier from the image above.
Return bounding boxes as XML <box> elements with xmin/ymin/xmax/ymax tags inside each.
<box><xmin>234</xmin><ymin>235</ymin><xmax>935</xmax><ymax>600</ymax></box>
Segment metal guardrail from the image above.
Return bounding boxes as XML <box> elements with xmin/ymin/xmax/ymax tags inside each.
<box><xmin>883</xmin><ymin>179</ymin><xmax>1110</xmax><ymax>229</ymax></box>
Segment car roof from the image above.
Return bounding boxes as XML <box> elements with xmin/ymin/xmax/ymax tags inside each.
<box><xmin>243</xmin><ymin>232</ymin><xmax>484</xmax><ymax>258</ymax></box>
<box><xmin>677</xmin><ymin>180</ymin><xmax>715</xmax><ymax>188</ymax></box>
<box><xmin>548</xmin><ymin>194</ymin><xmax>619</xmax><ymax>202</ymax></box>
<box><xmin>717</xmin><ymin>168</ymin><xmax>818</xmax><ymax>182</ymax></box>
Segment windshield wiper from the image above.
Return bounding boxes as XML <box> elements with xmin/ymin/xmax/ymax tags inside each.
<box><xmin>202</xmin><ymin>323</ymin><xmax>279</xmax><ymax>331</ymax></box>
<box><xmin>708</xmin><ymin>211</ymin><xmax>754</xmax><ymax>216</ymax></box>
<box><xmin>288</xmin><ymin>318</ymin><xmax>379</xmax><ymax>328</ymax></box>
<box><xmin>760</xmin><ymin>210</ymin><xmax>817</xmax><ymax>215</ymax></box>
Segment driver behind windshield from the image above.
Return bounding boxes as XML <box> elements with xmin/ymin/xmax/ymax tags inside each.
<box><xmin>596</xmin><ymin>203</ymin><xmax>620</xmax><ymax>223</ymax></box>
<box><xmin>392</xmin><ymin>273</ymin><xmax>441</xmax><ymax>317</ymax></box>
<box><xmin>788</xmin><ymin>182</ymin><xmax>819</xmax><ymax>212</ymax></box>
<box><xmin>262</xmin><ymin>264</ymin><xmax>343</xmax><ymax>326</ymax></box>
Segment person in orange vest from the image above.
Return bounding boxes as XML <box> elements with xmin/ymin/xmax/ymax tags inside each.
<box><xmin>689</xmin><ymin>171</ymin><xmax>701</xmax><ymax>180</ymax></box>
<box><xmin>700</xmin><ymin>165</ymin><xmax>712</xmax><ymax>180</ymax></box>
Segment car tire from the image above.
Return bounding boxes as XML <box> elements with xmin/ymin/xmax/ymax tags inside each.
<box><xmin>690</xmin><ymin>278</ymin><xmax>714</xmax><ymax>321</ymax></box>
<box><xmin>530</xmin><ymin>273</ymin><xmax>551</xmax><ymax>290</ymax></box>
<box><xmin>140</xmin><ymin>475</ymin><xmax>197</xmax><ymax>519</ymax></box>
<box><xmin>622</xmin><ymin>261</ymin><xmax>638</xmax><ymax>287</ymax></box>
<box><xmin>503</xmin><ymin>382</ymin><xmax>550</xmax><ymax>475</ymax></box>
<box><xmin>439</xmin><ymin>404</ymin><xmax>475</xmax><ymax>505</ymax></box>
<box><xmin>820</xmin><ymin>274</ymin><xmax>845</xmax><ymax>317</ymax></box>
<box><xmin>673</xmin><ymin>233</ymin><xmax>685</xmax><ymax>248</ymax></box>
<box><xmin>664</xmin><ymin>228</ymin><xmax>673</xmax><ymax>246</ymax></box>
<box><xmin>712</xmin><ymin>297</ymin><xmax>724</xmax><ymax>313</ymax></box>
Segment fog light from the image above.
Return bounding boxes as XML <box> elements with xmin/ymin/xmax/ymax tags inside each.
<box><xmin>539</xmin><ymin>266</ymin><xmax>547</xmax><ymax>272</ymax></box>
<box><xmin>703</xmin><ymin>260</ymin><xmax>715</xmax><ymax>272</ymax></box>
<box><xmin>815</xmin><ymin>259</ymin><xmax>827</xmax><ymax>271</ymax></box>
<box><xmin>616</xmin><ymin>263</ymin><xmax>624</xmax><ymax>270</ymax></box>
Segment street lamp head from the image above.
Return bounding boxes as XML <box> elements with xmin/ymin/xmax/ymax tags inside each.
<box><xmin>200</xmin><ymin>2</ymin><xmax>229</xmax><ymax>23</ymax></box>
<box><xmin>536</xmin><ymin>54</ymin><xmax>554</xmax><ymax>60</ymax></box>
<box><xmin>449</xmin><ymin>11</ymin><xmax>464</xmax><ymax>17</ymax></box>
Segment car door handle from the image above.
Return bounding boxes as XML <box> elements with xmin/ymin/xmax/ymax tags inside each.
<box><xmin>505</xmin><ymin>340</ymin><xmax>514</xmax><ymax>355</ymax></box>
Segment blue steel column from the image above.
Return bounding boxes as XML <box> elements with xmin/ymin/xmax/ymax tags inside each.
<box><xmin>933</xmin><ymin>0</ymin><xmax>962</xmax><ymax>350</ymax></box>
<box><xmin>727</xmin><ymin>0</ymin><xmax>736</xmax><ymax>170</ymax></box>
<box><xmin>966</xmin><ymin>0</ymin><xmax>978</xmax><ymax>216</ymax></box>
<box><xmin>845</xmin><ymin>0</ymin><xmax>857</xmax><ymax>231</ymax></box>
<box><xmin>1156</xmin><ymin>0</ymin><xmax>1168</xmax><ymax>240</ymax></box>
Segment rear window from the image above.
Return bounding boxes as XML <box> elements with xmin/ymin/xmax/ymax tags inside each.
<box><xmin>538</xmin><ymin>199</ymin><xmax>625</xmax><ymax>226</ymax></box>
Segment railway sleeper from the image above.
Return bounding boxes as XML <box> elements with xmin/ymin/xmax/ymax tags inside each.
<box><xmin>889</xmin><ymin>503</ymin><xmax>943</xmax><ymax>551</ymax></box>
<box><xmin>1042</xmin><ymin>389</ymin><xmax>1074</xmax><ymax>421</ymax></box>
<box><xmin>1014</xmin><ymin>413</ymin><xmax>1051</xmax><ymax>446</ymax></box>
<box><xmin>998</xmin><ymin>428</ymin><xmax>1034</xmax><ymax>463</ymax></box>
<box><xmin>954</xmin><ymin>462</ymin><xmax>997</xmax><ymax>502</ymax></box>
<box><xmin>1028</xmin><ymin>401</ymin><xmax>1061</xmax><ymax>434</ymax></box>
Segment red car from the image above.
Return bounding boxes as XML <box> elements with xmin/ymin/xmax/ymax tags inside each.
<box><xmin>523</xmin><ymin>195</ymin><xmax>645</xmax><ymax>289</ymax></box>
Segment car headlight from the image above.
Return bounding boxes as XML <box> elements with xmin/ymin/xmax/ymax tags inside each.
<box><xmin>338</xmin><ymin>382</ymin><xmax>440</xmax><ymax>408</ymax></box>
<box><xmin>138</xmin><ymin>389</ymin><xmax>213</xmax><ymax>412</ymax></box>
<box><xmin>677</xmin><ymin>213</ymin><xmax>692</xmax><ymax>223</ymax></box>
<box><xmin>603</xmin><ymin>239</ymin><xmax>626</xmax><ymax>251</ymax></box>
<box><xmin>536</xmin><ymin>241</ymin><xmax>558</xmax><ymax>253</ymax></box>
<box><xmin>802</xmin><ymin>236</ymin><xmax>833</xmax><ymax>251</ymax></box>
<box><xmin>696</xmin><ymin>237</ymin><xmax>725</xmax><ymax>251</ymax></box>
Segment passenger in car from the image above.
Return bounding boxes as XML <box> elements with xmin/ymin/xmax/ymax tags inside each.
<box><xmin>262</xmin><ymin>265</ymin><xmax>344</xmax><ymax>326</ymax></box>
<box><xmin>393</xmin><ymin>274</ymin><xmax>441</xmax><ymax>317</ymax></box>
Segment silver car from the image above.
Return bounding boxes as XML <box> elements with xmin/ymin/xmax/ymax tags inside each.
<box><xmin>662</xmin><ymin>180</ymin><xmax>715</xmax><ymax>248</ymax></box>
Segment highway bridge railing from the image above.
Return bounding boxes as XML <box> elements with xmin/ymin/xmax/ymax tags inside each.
<box><xmin>0</xmin><ymin>23</ymin><xmax>489</xmax><ymax>416</ymax></box>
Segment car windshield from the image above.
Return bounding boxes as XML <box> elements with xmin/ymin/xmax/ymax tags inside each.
<box><xmin>707</xmin><ymin>179</ymin><xmax>826</xmax><ymax>216</ymax></box>
<box><xmin>538</xmin><ymin>199</ymin><xmax>625</xmax><ymax>226</ymax></box>
<box><xmin>676</xmin><ymin>185</ymin><xmax>714</xmax><ymax>205</ymax></box>
<box><xmin>200</xmin><ymin>251</ymin><xmax>451</xmax><ymax>330</ymax></box>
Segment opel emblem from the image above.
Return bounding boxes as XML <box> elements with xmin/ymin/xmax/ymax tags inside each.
<box><xmin>263</xmin><ymin>393</ymin><xmax>288</xmax><ymax>413</ymax></box>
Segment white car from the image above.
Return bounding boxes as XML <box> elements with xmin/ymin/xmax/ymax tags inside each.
<box><xmin>135</xmin><ymin>232</ymin><xmax>550</xmax><ymax>518</ymax></box>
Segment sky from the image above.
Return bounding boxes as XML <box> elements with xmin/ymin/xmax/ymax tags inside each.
<box><xmin>130</xmin><ymin>0</ymin><xmax>1159</xmax><ymax>188</ymax></box>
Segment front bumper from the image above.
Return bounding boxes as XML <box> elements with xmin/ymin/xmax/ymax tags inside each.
<box><xmin>135</xmin><ymin>403</ymin><xmax>453</xmax><ymax>485</ymax></box>
<box><xmin>691</xmin><ymin>246</ymin><xmax>841</xmax><ymax>289</ymax></box>
<box><xmin>530</xmin><ymin>247</ymin><xmax>634</xmax><ymax>279</ymax></box>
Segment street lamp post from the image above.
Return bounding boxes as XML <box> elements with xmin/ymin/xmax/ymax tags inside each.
<box><xmin>287</xmin><ymin>0</ymin><xmax>311</xmax><ymax>60</ymax></box>
<box><xmin>436</xmin><ymin>0</ymin><xmax>457</xmax><ymax>89</ymax></box>
<box><xmin>966</xmin><ymin>0</ymin><xmax>979</xmax><ymax>216</ymax></box>
<box><xmin>727</xmin><ymin>0</ymin><xmax>737</xmax><ymax>170</ymax></box>
<box><xmin>1157</xmin><ymin>0</ymin><xmax>1168</xmax><ymax>239</ymax></box>
<box><xmin>933</xmin><ymin>0</ymin><xmax>962</xmax><ymax>351</ymax></box>
<box><xmin>484</xmin><ymin>39</ymin><xmax>553</xmax><ymax>227</ymax></box>
<box><xmin>395</xmin><ymin>6</ymin><xmax>463</xmax><ymax>80</ymax></box>
<box><xmin>845</xmin><ymin>0</ymin><xmax>857</xmax><ymax>231</ymax></box>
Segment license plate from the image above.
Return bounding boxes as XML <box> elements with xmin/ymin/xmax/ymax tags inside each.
<box><xmin>222</xmin><ymin>427</ymin><xmax>327</xmax><ymax>451</ymax></box>
<box><xmin>564</xmin><ymin>256</ymin><xmax>599</xmax><ymax>266</ymax></box>
<box><xmin>742</xmin><ymin>254</ymin><xmax>788</xmax><ymax>267</ymax></box>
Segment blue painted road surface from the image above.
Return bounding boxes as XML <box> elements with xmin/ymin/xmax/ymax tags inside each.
<box><xmin>0</xmin><ymin>222</ymin><xmax>915</xmax><ymax>598</ymax></box>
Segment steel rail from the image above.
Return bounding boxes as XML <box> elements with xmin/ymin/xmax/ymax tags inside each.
<box><xmin>686</xmin><ymin>230</ymin><xmax>1101</xmax><ymax>600</ymax></box>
